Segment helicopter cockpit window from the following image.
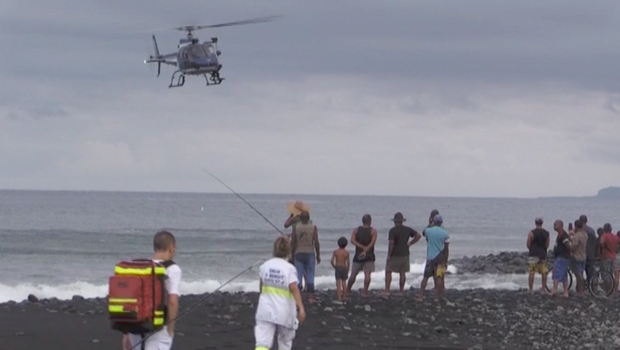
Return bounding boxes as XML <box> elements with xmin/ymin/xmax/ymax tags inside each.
<box><xmin>202</xmin><ymin>43</ymin><xmax>215</xmax><ymax>56</ymax></box>
<box><xmin>190</xmin><ymin>45</ymin><xmax>207</xmax><ymax>58</ymax></box>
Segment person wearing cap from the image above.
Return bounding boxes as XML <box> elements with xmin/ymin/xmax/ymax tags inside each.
<box><xmin>526</xmin><ymin>217</ymin><xmax>550</xmax><ymax>294</ymax></box>
<box><xmin>418</xmin><ymin>215</ymin><xmax>450</xmax><ymax>303</ymax></box>
<box><xmin>579</xmin><ymin>215</ymin><xmax>598</xmax><ymax>284</ymax></box>
<box><xmin>600</xmin><ymin>223</ymin><xmax>619</xmax><ymax>296</ymax></box>
<box><xmin>422</xmin><ymin>209</ymin><xmax>439</xmax><ymax>237</ymax></box>
<box><xmin>383</xmin><ymin>212</ymin><xmax>421</xmax><ymax>296</ymax></box>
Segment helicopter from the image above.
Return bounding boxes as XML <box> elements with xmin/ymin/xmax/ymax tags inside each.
<box><xmin>144</xmin><ymin>16</ymin><xmax>280</xmax><ymax>88</ymax></box>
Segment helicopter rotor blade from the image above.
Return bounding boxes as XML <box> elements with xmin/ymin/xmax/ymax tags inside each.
<box><xmin>173</xmin><ymin>15</ymin><xmax>282</xmax><ymax>32</ymax></box>
<box><xmin>152</xmin><ymin>35</ymin><xmax>161</xmax><ymax>58</ymax></box>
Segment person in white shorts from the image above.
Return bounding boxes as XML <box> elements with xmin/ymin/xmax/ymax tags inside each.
<box><xmin>255</xmin><ymin>236</ymin><xmax>306</xmax><ymax>350</ymax></box>
<box><xmin>125</xmin><ymin>231</ymin><xmax>182</xmax><ymax>350</ymax></box>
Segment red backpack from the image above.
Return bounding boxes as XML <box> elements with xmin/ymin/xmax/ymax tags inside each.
<box><xmin>108</xmin><ymin>259</ymin><xmax>175</xmax><ymax>335</ymax></box>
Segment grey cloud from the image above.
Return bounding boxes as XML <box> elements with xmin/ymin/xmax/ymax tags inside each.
<box><xmin>3</xmin><ymin>0</ymin><xmax>620</xmax><ymax>89</ymax></box>
<box><xmin>2</xmin><ymin>0</ymin><xmax>620</xmax><ymax>197</ymax></box>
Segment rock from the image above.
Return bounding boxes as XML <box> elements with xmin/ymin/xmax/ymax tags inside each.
<box><xmin>324</xmin><ymin>307</ymin><xmax>334</xmax><ymax>312</ymax></box>
<box><xmin>27</xmin><ymin>294</ymin><xmax>38</xmax><ymax>303</ymax></box>
<box><xmin>364</xmin><ymin>305</ymin><xmax>371</xmax><ymax>312</ymax></box>
<box><xmin>72</xmin><ymin>295</ymin><xmax>85</xmax><ymax>301</ymax></box>
<box><xmin>92</xmin><ymin>339</ymin><xmax>100</xmax><ymax>343</ymax></box>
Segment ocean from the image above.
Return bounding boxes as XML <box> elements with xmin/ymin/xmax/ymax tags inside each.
<box><xmin>1</xmin><ymin>190</ymin><xmax>619</xmax><ymax>303</ymax></box>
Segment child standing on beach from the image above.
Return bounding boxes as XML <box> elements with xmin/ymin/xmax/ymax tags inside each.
<box><xmin>331</xmin><ymin>237</ymin><xmax>350</xmax><ymax>301</ymax></box>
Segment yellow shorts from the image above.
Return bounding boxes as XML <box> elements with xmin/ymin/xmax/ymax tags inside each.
<box><xmin>436</xmin><ymin>264</ymin><xmax>446</xmax><ymax>278</ymax></box>
<box><xmin>527</xmin><ymin>257</ymin><xmax>548</xmax><ymax>274</ymax></box>
<box><xmin>424</xmin><ymin>258</ymin><xmax>446</xmax><ymax>279</ymax></box>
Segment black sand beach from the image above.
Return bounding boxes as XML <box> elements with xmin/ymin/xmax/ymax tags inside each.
<box><xmin>2</xmin><ymin>288</ymin><xmax>620</xmax><ymax>350</ymax></box>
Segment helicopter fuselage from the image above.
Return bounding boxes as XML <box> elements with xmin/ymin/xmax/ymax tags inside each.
<box><xmin>177</xmin><ymin>39</ymin><xmax>222</xmax><ymax>75</ymax></box>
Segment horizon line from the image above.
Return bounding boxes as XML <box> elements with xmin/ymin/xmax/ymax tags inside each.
<box><xmin>0</xmin><ymin>187</ymin><xmax>604</xmax><ymax>200</ymax></box>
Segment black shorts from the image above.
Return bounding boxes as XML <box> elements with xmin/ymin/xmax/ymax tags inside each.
<box><xmin>335</xmin><ymin>266</ymin><xmax>348</xmax><ymax>280</ymax></box>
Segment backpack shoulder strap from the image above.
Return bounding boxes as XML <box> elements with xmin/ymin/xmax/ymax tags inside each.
<box><xmin>161</xmin><ymin>260</ymin><xmax>176</xmax><ymax>268</ymax></box>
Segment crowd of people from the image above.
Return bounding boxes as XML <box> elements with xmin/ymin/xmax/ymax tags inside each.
<box><xmin>526</xmin><ymin>214</ymin><xmax>620</xmax><ymax>298</ymax></box>
<box><xmin>125</xmin><ymin>203</ymin><xmax>620</xmax><ymax>350</ymax></box>
<box><xmin>282</xmin><ymin>200</ymin><xmax>450</xmax><ymax>303</ymax></box>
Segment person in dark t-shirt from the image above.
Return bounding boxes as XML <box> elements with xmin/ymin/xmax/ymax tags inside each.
<box><xmin>551</xmin><ymin>220</ymin><xmax>571</xmax><ymax>297</ymax></box>
<box><xmin>383</xmin><ymin>212</ymin><xmax>421</xmax><ymax>295</ymax></box>
<box><xmin>526</xmin><ymin>216</ymin><xmax>550</xmax><ymax>294</ymax></box>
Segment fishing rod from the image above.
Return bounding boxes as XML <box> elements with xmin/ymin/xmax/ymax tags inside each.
<box><xmin>201</xmin><ymin>168</ymin><xmax>285</xmax><ymax>236</ymax></box>
<box><xmin>129</xmin><ymin>170</ymin><xmax>288</xmax><ymax>350</ymax></box>
<box><xmin>129</xmin><ymin>258</ymin><xmax>265</xmax><ymax>350</ymax></box>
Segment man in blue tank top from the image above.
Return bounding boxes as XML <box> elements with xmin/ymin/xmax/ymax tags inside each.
<box><xmin>418</xmin><ymin>215</ymin><xmax>450</xmax><ymax>303</ymax></box>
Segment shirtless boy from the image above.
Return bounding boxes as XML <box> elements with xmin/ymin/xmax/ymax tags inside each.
<box><xmin>331</xmin><ymin>237</ymin><xmax>351</xmax><ymax>301</ymax></box>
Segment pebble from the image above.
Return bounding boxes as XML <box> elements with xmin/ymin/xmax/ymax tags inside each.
<box><xmin>4</xmin><ymin>285</ymin><xmax>618</xmax><ymax>350</ymax></box>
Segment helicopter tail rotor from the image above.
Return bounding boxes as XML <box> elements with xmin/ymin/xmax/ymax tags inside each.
<box><xmin>152</xmin><ymin>35</ymin><xmax>161</xmax><ymax>77</ymax></box>
<box><xmin>144</xmin><ymin>34</ymin><xmax>162</xmax><ymax>77</ymax></box>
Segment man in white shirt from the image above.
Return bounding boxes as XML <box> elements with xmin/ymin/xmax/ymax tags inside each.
<box><xmin>126</xmin><ymin>231</ymin><xmax>182</xmax><ymax>350</ymax></box>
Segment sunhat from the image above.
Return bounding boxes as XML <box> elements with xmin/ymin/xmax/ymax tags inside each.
<box><xmin>286</xmin><ymin>200</ymin><xmax>311</xmax><ymax>216</ymax></box>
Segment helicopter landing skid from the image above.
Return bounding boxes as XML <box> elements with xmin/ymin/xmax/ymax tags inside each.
<box><xmin>204</xmin><ymin>71</ymin><xmax>224</xmax><ymax>87</ymax></box>
<box><xmin>168</xmin><ymin>70</ymin><xmax>224</xmax><ymax>88</ymax></box>
<box><xmin>169</xmin><ymin>70</ymin><xmax>186</xmax><ymax>88</ymax></box>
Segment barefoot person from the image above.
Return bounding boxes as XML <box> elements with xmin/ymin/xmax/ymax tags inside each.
<box><xmin>126</xmin><ymin>231</ymin><xmax>182</xmax><ymax>350</ymax></box>
<box><xmin>330</xmin><ymin>237</ymin><xmax>351</xmax><ymax>301</ymax></box>
<box><xmin>551</xmin><ymin>220</ymin><xmax>571</xmax><ymax>297</ymax></box>
<box><xmin>346</xmin><ymin>214</ymin><xmax>377</xmax><ymax>297</ymax></box>
<box><xmin>526</xmin><ymin>217</ymin><xmax>550</xmax><ymax>294</ymax></box>
<box><xmin>383</xmin><ymin>212</ymin><xmax>421</xmax><ymax>296</ymax></box>
<box><xmin>418</xmin><ymin>215</ymin><xmax>450</xmax><ymax>302</ymax></box>
<box><xmin>284</xmin><ymin>200</ymin><xmax>311</xmax><ymax>288</ymax></box>
<box><xmin>290</xmin><ymin>211</ymin><xmax>320</xmax><ymax>303</ymax></box>
<box><xmin>255</xmin><ymin>236</ymin><xmax>306</xmax><ymax>350</ymax></box>
<box><xmin>569</xmin><ymin>219</ymin><xmax>588</xmax><ymax>297</ymax></box>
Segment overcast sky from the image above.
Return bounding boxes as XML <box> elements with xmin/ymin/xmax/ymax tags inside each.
<box><xmin>1</xmin><ymin>0</ymin><xmax>619</xmax><ymax>198</ymax></box>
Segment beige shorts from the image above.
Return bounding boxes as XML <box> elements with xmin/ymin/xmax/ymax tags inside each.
<box><xmin>351</xmin><ymin>261</ymin><xmax>375</xmax><ymax>275</ymax></box>
<box><xmin>387</xmin><ymin>255</ymin><xmax>410</xmax><ymax>273</ymax></box>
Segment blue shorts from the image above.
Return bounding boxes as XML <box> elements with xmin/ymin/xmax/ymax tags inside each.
<box><xmin>552</xmin><ymin>258</ymin><xmax>569</xmax><ymax>283</ymax></box>
<box><xmin>570</xmin><ymin>260</ymin><xmax>586</xmax><ymax>278</ymax></box>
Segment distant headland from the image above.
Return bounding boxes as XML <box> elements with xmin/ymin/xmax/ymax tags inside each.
<box><xmin>597</xmin><ymin>186</ymin><xmax>620</xmax><ymax>199</ymax></box>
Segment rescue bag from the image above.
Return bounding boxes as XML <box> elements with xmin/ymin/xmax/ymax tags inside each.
<box><xmin>108</xmin><ymin>259</ymin><xmax>175</xmax><ymax>335</ymax></box>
